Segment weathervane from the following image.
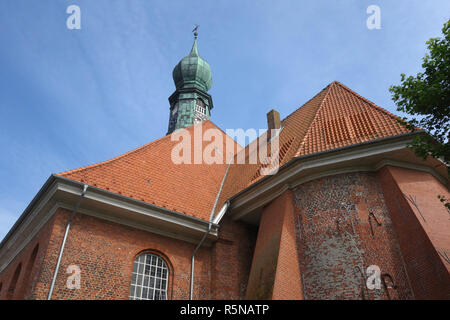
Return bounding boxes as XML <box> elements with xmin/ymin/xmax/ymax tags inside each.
<box><xmin>192</xmin><ymin>25</ymin><xmax>199</xmax><ymax>38</ymax></box>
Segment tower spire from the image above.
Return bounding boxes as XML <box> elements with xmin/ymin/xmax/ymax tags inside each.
<box><xmin>192</xmin><ymin>24</ymin><xmax>199</xmax><ymax>39</ymax></box>
<box><xmin>167</xmin><ymin>28</ymin><xmax>213</xmax><ymax>135</ymax></box>
<box><xmin>190</xmin><ymin>37</ymin><xmax>199</xmax><ymax>56</ymax></box>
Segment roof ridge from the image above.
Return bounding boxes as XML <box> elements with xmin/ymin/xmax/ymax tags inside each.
<box><xmin>223</xmin><ymin>83</ymin><xmax>333</xmax><ymax>166</ymax></box>
<box><xmin>281</xmin><ymin>82</ymin><xmax>333</xmax><ymax>124</ymax></box>
<box><xmin>58</xmin><ymin>120</ymin><xmax>236</xmax><ymax>177</ymax></box>
<box><xmin>58</xmin><ymin>131</ymin><xmax>173</xmax><ymax>177</ymax></box>
<box><xmin>333</xmin><ymin>81</ymin><xmax>404</xmax><ymax>122</ymax></box>
<box><xmin>293</xmin><ymin>82</ymin><xmax>336</xmax><ymax>157</ymax></box>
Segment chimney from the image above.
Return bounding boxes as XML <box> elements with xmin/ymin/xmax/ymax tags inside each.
<box><xmin>267</xmin><ymin>109</ymin><xmax>281</xmax><ymax>130</ymax></box>
<box><xmin>266</xmin><ymin>109</ymin><xmax>281</xmax><ymax>141</ymax></box>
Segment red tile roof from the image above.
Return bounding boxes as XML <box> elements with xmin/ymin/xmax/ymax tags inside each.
<box><xmin>216</xmin><ymin>81</ymin><xmax>410</xmax><ymax>208</ymax></box>
<box><xmin>295</xmin><ymin>81</ymin><xmax>408</xmax><ymax>156</ymax></box>
<box><xmin>58</xmin><ymin>121</ymin><xmax>241</xmax><ymax>221</ymax></box>
<box><xmin>59</xmin><ymin>81</ymin><xmax>411</xmax><ymax>222</ymax></box>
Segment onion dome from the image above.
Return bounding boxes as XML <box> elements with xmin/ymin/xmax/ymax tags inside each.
<box><xmin>172</xmin><ymin>37</ymin><xmax>212</xmax><ymax>92</ymax></box>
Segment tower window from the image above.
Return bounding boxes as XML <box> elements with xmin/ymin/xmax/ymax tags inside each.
<box><xmin>129</xmin><ymin>253</ymin><xmax>169</xmax><ymax>300</ymax></box>
<box><xmin>195</xmin><ymin>98</ymin><xmax>206</xmax><ymax>115</ymax></box>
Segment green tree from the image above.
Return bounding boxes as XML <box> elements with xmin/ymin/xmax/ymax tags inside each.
<box><xmin>390</xmin><ymin>19</ymin><xmax>450</xmax><ymax>210</ymax></box>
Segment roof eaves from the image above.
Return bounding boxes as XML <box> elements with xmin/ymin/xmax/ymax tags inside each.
<box><xmin>226</xmin><ymin>130</ymin><xmax>425</xmax><ymax>204</ymax></box>
<box><xmin>0</xmin><ymin>174</ymin><xmax>57</xmax><ymax>251</ymax></box>
<box><xmin>55</xmin><ymin>175</ymin><xmax>217</xmax><ymax>226</ymax></box>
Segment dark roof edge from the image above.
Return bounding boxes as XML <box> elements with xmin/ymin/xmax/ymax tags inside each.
<box><xmin>54</xmin><ymin>175</ymin><xmax>216</xmax><ymax>226</ymax></box>
<box><xmin>227</xmin><ymin>130</ymin><xmax>427</xmax><ymax>203</ymax></box>
<box><xmin>0</xmin><ymin>174</ymin><xmax>217</xmax><ymax>252</ymax></box>
<box><xmin>0</xmin><ymin>175</ymin><xmax>56</xmax><ymax>251</ymax></box>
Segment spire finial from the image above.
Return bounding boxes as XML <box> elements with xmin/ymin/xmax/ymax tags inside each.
<box><xmin>192</xmin><ymin>24</ymin><xmax>199</xmax><ymax>39</ymax></box>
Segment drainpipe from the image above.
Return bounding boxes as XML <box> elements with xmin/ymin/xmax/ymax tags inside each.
<box><xmin>47</xmin><ymin>184</ymin><xmax>88</xmax><ymax>300</ymax></box>
<box><xmin>189</xmin><ymin>164</ymin><xmax>230</xmax><ymax>300</ymax></box>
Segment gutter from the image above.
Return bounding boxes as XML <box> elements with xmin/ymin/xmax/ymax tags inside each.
<box><xmin>189</xmin><ymin>163</ymin><xmax>231</xmax><ymax>300</ymax></box>
<box><xmin>1</xmin><ymin>174</ymin><xmax>216</xmax><ymax>249</ymax></box>
<box><xmin>55</xmin><ymin>174</ymin><xmax>214</xmax><ymax>229</ymax></box>
<box><xmin>0</xmin><ymin>174</ymin><xmax>221</xmax><ymax>275</ymax></box>
<box><xmin>47</xmin><ymin>184</ymin><xmax>88</xmax><ymax>300</ymax></box>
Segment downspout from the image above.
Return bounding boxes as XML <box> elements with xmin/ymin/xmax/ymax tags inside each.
<box><xmin>47</xmin><ymin>184</ymin><xmax>88</xmax><ymax>300</ymax></box>
<box><xmin>189</xmin><ymin>164</ymin><xmax>231</xmax><ymax>300</ymax></box>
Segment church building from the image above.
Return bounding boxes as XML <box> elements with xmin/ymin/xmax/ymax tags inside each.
<box><xmin>0</xmin><ymin>35</ymin><xmax>449</xmax><ymax>300</ymax></box>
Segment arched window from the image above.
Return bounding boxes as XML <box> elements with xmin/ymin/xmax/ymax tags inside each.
<box><xmin>19</xmin><ymin>244</ymin><xmax>39</xmax><ymax>299</ymax></box>
<box><xmin>129</xmin><ymin>253</ymin><xmax>169</xmax><ymax>300</ymax></box>
<box><xmin>6</xmin><ymin>263</ymin><xmax>22</xmax><ymax>300</ymax></box>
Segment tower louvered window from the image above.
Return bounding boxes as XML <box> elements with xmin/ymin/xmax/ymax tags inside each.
<box><xmin>195</xmin><ymin>98</ymin><xmax>206</xmax><ymax>115</ymax></box>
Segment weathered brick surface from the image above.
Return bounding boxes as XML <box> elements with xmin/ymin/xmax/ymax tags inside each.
<box><xmin>246</xmin><ymin>190</ymin><xmax>302</xmax><ymax>299</ymax></box>
<box><xmin>0</xmin><ymin>207</ymin><xmax>256</xmax><ymax>300</ymax></box>
<box><xmin>211</xmin><ymin>216</ymin><xmax>257</xmax><ymax>299</ymax></box>
<box><xmin>1</xmin><ymin>168</ymin><xmax>448</xmax><ymax>300</ymax></box>
<box><xmin>245</xmin><ymin>194</ymin><xmax>285</xmax><ymax>299</ymax></box>
<box><xmin>378</xmin><ymin>166</ymin><xmax>450</xmax><ymax>299</ymax></box>
<box><xmin>272</xmin><ymin>190</ymin><xmax>303</xmax><ymax>300</ymax></box>
<box><xmin>38</xmin><ymin>208</ymin><xmax>213</xmax><ymax>300</ymax></box>
<box><xmin>293</xmin><ymin>172</ymin><xmax>414</xmax><ymax>300</ymax></box>
<box><xmin>0</xmin><ymin>214</ymin><xmax>54</xmax><ymax>300</ymax></box>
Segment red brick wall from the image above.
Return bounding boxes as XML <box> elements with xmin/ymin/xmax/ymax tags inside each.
<box><xmin>211</xmin><ymin>216</ymin><xmax>257</xmax><ymax>299</ymax></box>
<box><xmin>246</xmin><ymin>190</ymin><xmax>303</xmax><ymax>299</ymax></box>
<box><xmin>0</xmin><ymin>214</ymin><xmax>54</xmax><ymax>300</ymax></box>
<box><xmin>36</xmin><ymin>208</ymin><xmax>212</xmax><ymax>300</ymax></box>
<box><xmin>2</xmin><ymin>167</ymin><xmax>447</xmax><ymax>300</ymax></box>
<box><xmin>385</xmin><ymin>166</ymin><xmax>450</xmax><ymax>273</ymax></box>
<box><xmin>272</xmin><ymin>190</ymin><xmax>303</xmax><ymax>300</ymax></box>
<box><xmin>293</xmin><ymin>172</ymin><xmax>414</xmax><ymax>300</ymax></box>
<box><xmin>378</xmin><ymin>166</ymin><xmax>450</xmax><ymax>299</ymax></box>
<box><xmin>1</xmin><ymin>207</ymin><xmax>257</xmax><ymax>300</ymax></box>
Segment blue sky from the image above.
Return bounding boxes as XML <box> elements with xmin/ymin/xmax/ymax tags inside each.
<box><xmin>0</xmin><ymin>0</ymin><xmax>449</xmax><ymax>240</ymax></box>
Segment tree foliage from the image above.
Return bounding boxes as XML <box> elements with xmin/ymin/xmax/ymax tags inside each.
<box><xmin>389</xmin><ymin>20</ymin><xmax>450</xmax><ymax>166</ymax></box>
<box><xmin>390</xmin><ymin>20</ymin><xmax>450</xmax><ymax>211</ymax></box>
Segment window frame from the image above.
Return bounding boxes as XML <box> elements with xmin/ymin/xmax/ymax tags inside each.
<box><xmin>195</xmin><ymin>98</ymin><xmax>206</xmax><ymax>115</ymax></box>
<box><xmin>128</xmin><ymin>250</ymin><xmax>172</xmax><ymax>300</ymax></box>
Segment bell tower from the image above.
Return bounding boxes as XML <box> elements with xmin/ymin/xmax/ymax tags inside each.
<box><xmin>167</xmin><ymin>29</ymin><xmax>213</xmax><ymax>134</ymax></box>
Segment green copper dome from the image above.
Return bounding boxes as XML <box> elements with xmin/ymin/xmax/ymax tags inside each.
<box><xmin>172</xmin><ymin>38</ymin><xmax>212</xmax><ymax>92</ymax></box>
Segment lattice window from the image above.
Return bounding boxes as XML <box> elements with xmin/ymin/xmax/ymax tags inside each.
<box><xmin>129</xmin><ymin>253</ymin><xmax>169</xmax><ymax>300</ymax></box>
<box><xmin>195</xmin><ymin>98</ymin><xmax>206</xmax><ymax>115</ymax></box>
